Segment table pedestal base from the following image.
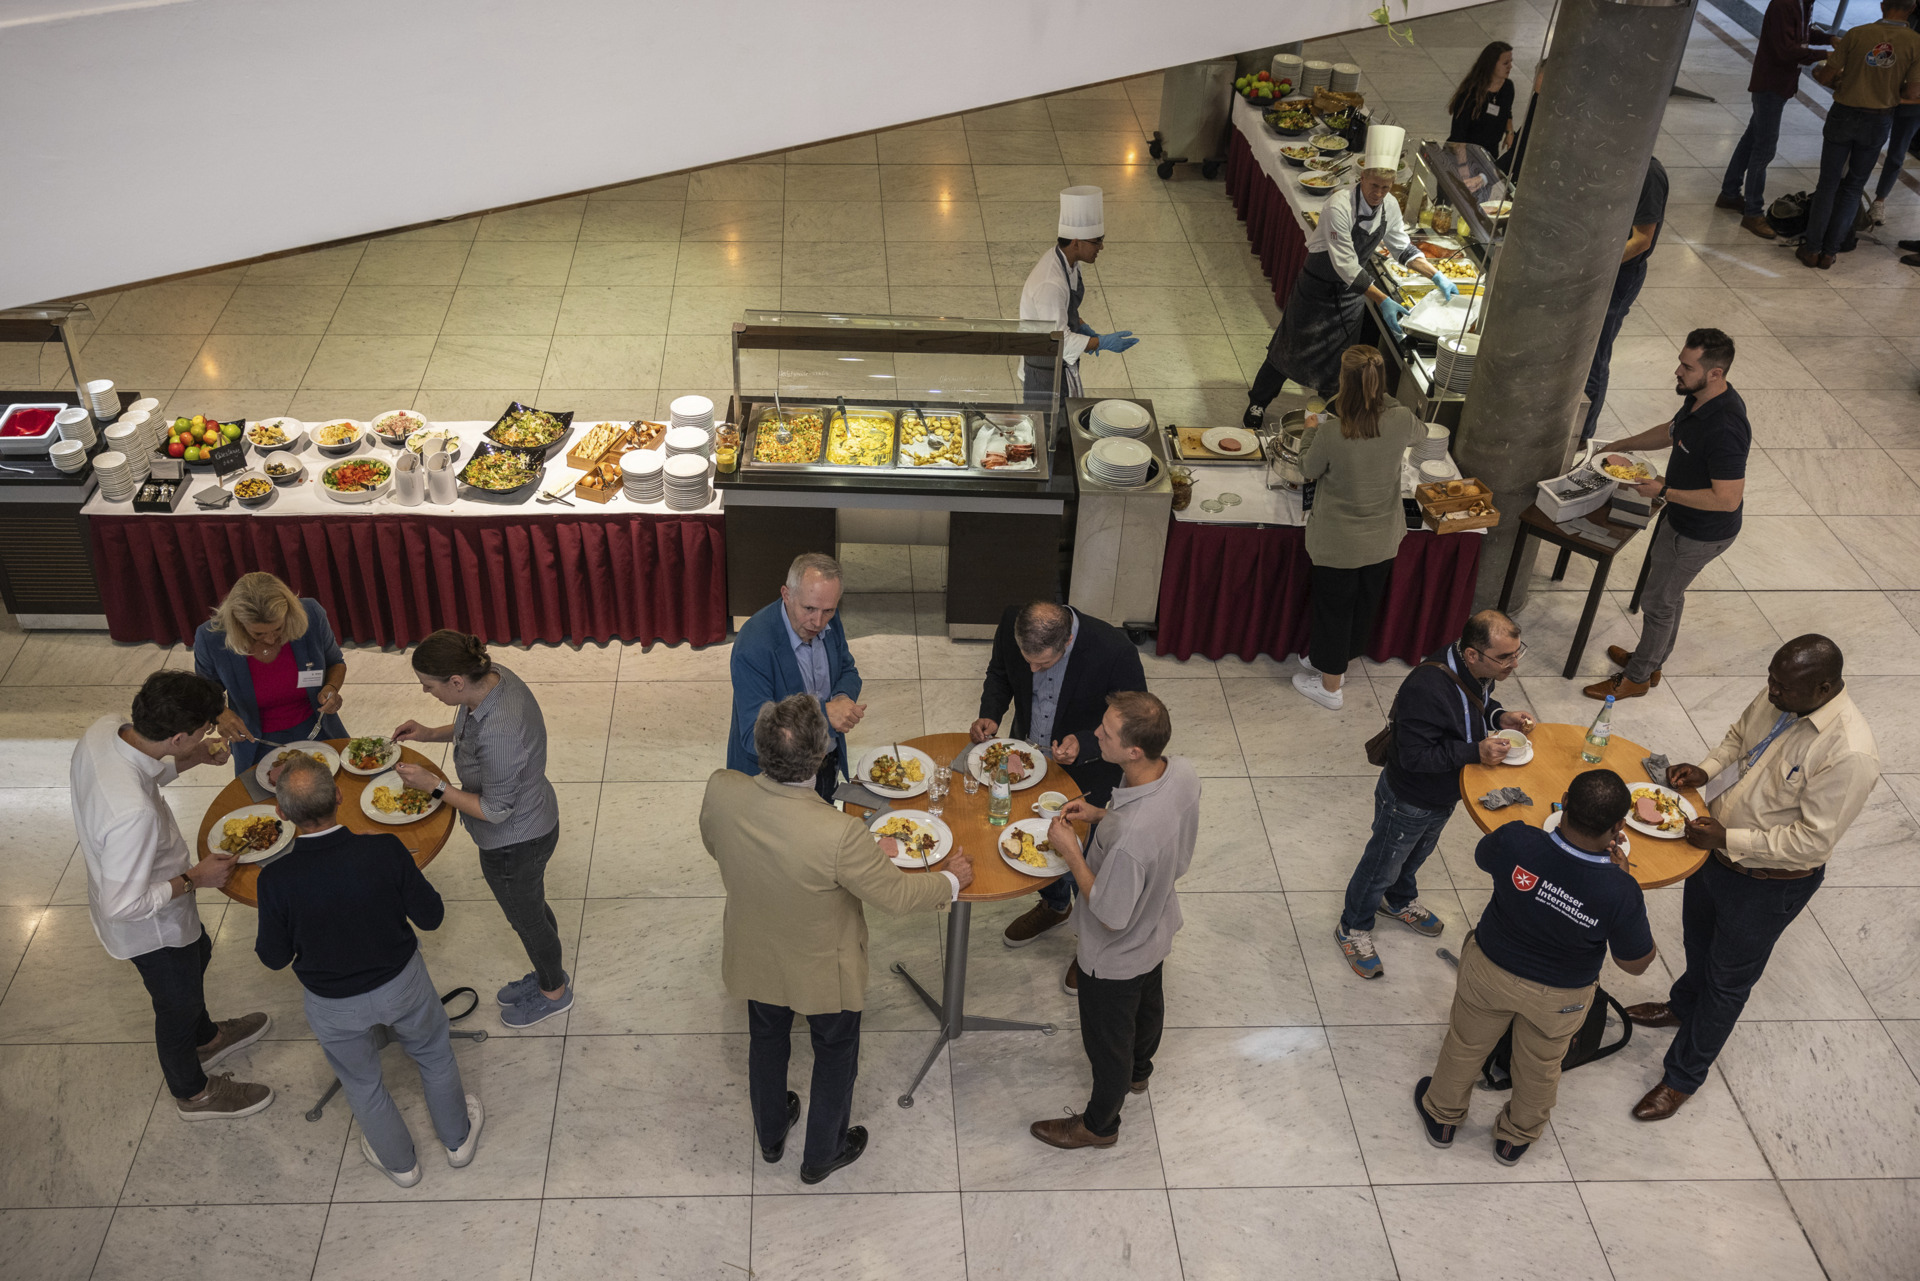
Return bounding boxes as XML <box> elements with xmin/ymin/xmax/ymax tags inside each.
<box><xmin>890</xmin><ymin>901</ymin><xmax>1057</xmax><ymax>1108</ymax></box>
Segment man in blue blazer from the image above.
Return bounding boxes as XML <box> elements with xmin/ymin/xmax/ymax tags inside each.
<box><xmin>728</xmin><ymin>553</ymin><xmax>867</xmax><ymax>801</ymax></box>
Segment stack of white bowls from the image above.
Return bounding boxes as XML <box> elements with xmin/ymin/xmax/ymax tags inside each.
<box><xmin>665</xmin><ymin>426</ymin><xmax>710</xmax><ymax>459</ymax></box>
<box><xmin>663</xmin><ymin>454</ymin><xmax>713</xmax><ymax>510</ymax></box>
<box><xmin>49</xmin><ymin>440</ymin><xmax>88</xmax><ymax>473</ymax></box>
<box><xmin>1272</xmin><ymin>53</ymin><xmax>1305</xmax><ymax>87</ymax></box>
<box><xmin>102</xmin><ymin>419</ymin><xmax>144</xmax><ymax>462</ymax></box>
<box><xmin>621</xmin><ymin>448</ymin><xmax>665</xmax><ymax>503</ymax></box>
<box><xmin>116</xmin><ymin>409</ymin><xmax>156</xmax><ymax>457</ymax></box>
<box><xmin>1331</xmin><ymin>62</ymin><xmax>1361</xmax><ymax>93</ymax></box>
<box><xmin>1085</xmin><ymin>437</ymin><xmax>1154</xmax><ymax>487</ymax></box>
<box><xmin>669</xmin><ymin>395</ymin><xmax>715</xmax><ymax>446</ymax></box>
<box><xmin>86</xmin><ymin>379</ymin><xmax>118</xmax><ymax>421</ymax></box>
<box><xmin>1088</xmin><ymin>399</ymin><xmax>1152</xmax><ymax>439</ymax></box>
<box><xmin>126</xmin><ymin>396</ymin><xmax>161</xmax><ymax>423</ymax></box>
<box><xmin>1435</xmin><ymin>333</ymin><xmax>1481</xmax><ymax>395</ymax></box>
<box><xmin>1412</xmin><ymin>422</ymin><xmax>1450</xmax><ymax>465</ymax></box>
<box><xmin>1301</xmin><ymin>60</ymin><xmax>1333</xmax><ymax>92</ymax></box>
<box><xmin>56</xmin><ymin>407</ymin><xmax>96</xmax><ymax>449</ymax></box>
<box><xmin>94</xmin><ymin>450</ymin><xmax>138</xmax><ymax>501</ymax></box>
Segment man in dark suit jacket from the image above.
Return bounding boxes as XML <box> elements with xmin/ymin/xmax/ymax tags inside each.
<box><xmin>728</xmin><ymin>553</ymin><xmax>866</xmax><ymax>802</ymax></box>
<box><xmin>972</xmin><ymin>601</ymin><xmax>1148</xmax><ymax>945</ymax></box>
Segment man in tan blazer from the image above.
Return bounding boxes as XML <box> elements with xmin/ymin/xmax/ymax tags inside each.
<box><xmin>701</xmin><ymin>693</ymin><xmax>973</xmax><ymax>1185</ymax></box>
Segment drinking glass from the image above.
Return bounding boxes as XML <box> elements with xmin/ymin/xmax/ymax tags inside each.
<box><xmin>928</xmin><ymin>767</ymin><xmax>951</xmax><ymax>817</ymax></box>
<box><xmin>962</xmin><ymin>769</ymin><xmax>980</xmax><ymax>796</ymax></box>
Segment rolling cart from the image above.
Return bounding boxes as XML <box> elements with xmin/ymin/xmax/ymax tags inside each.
<box><xmin>1148</xmin><ymin>58</ymin><xmax>1234</xmax><ymax>180</ymax></box>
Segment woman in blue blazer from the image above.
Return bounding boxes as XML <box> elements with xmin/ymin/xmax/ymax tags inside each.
<box><xmin>192</xmin><ymin>572</ymin><xmax>350</xmax><ymax>774</ymax></box>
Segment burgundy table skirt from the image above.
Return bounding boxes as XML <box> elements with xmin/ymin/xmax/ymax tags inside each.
<box><xmin>1156</xmin><ymin>518</ymin><xmax>1482</xmax><ymax>665</ymax></box>
<box><xmin>89</xmin><ymin>511</ymin><xmax>728</xmax><ymax>649</ymax></box>
<box><xmin>1225</xmin><ymin>128</ymin><xmax>1309</xmax><ymax>311</ymax></box>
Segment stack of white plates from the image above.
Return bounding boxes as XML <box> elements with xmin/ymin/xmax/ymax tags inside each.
<box><xmin>49</xmin><ymin>440</ymin><xmax>87</xmax><ymax>473</ymax></box>
<box><xmin>620</xmin><ymin>448</ymin><xmax>665</xmax><ymax>503</ymax></box>
<box><xmin>1331</xmin><ymin>62</ymin><xmax>1361</xmax><ymax>92</ymax></box>
<box><xmin>665</xmin><ymin>426</ymin><xmax>710</xmax><ymax>458</ymax></box>
<box><xmin>1436</xmin><ymin>334</ymin><xmax>1481</xmax><ymax>395</ymax></box>
<box><xmin>94</xmin><ymin>450</ymin><xmax>138</xmax><ymax>501</ymax></box>
<box><xmin>1085</xmin><ymin>437</ymin><xmax>1154</xmax><ymax>487</ymax></box>
<box><xmin>56</xmin><ymin>407</ymin><xmax>96</xmax><ymax>449</ymax></box>
<box><xmin>1301</xmin><ymin>59</ymin><xmax>1333</xmax><ymax>92</ymax></box>
<box><xmin>86</xmin><ymin>379</ymin><xmax>117</xmax><ymax>421</ymax></box>
<box><xmin>1088</xmin><ymin>399</ymin><xmax>1152</xmax><ymax>439</ymax></box>
<box><xmin>1272</xmin><ymin>53</ymin><xmax>1305</xmax><ymax>86</ymax></box>
<box><xmin>669</xmin><ymin>395</ymin><xmax>715</xmax><ymax>444</ymax></box>
<box><xmin>663</xmin><ymin>453</ymin><xmax>712</xmax><ymax>510</ymax></box>
<box><xmin>1412</xmin><ymin>422</ymin><xmax>1450</xmax><ymax>464</ymax></box>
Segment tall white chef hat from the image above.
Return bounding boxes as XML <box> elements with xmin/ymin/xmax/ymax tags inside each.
<box><xmin>1362</xmin><ymin>123</ymin><xmax>1406</xmax><ymax>173</ymax></box>
<box><xmin>1058</xmin><ymin>186</ymin><xmax>1105</xmax><ymax>239</ymax></box>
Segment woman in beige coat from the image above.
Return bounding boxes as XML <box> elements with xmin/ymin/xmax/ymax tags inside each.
<box><xmin>1295</xmin><ymin>345</ymin><xmax>1423</xmax><ymax>710</ymax></box>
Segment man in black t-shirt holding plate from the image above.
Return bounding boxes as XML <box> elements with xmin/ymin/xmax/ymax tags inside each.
<box><xmin>1415</xmin><ymin>770</ymin><xmax>1657</xmax><ymax>1166</ymax></box>
<box><xmin>1586</xmin><ymin>327</ymin><xmax>1750</xmax><ymax>702</ymax></box>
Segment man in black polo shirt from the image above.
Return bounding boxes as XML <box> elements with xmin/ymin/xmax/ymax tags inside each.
<box><xmin>1415</xmin><ymin>770</ymin><xmax>1656</xmax><ymax>1166</ymax></box>
<box><xmin>1587</xmin><ymin>327</ymin><xmax>1749</xmax><ymax>702</ymax></box>
<box><xmin>1581</xmin><ymin>155</ymin><xmax>1668</xmax><ymax>441</ymax></box>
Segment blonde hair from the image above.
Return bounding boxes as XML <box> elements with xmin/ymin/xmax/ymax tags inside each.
<box><xmin>209</xmin><ymin>572</ymin><xmax>308</xmax><ymax>655</ymax></box>
<box><xmin>1334</xmin><ymin>345</ymin><xmax>1388</xmax><ymax>439</ymax></box>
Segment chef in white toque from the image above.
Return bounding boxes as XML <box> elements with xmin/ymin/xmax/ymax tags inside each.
<box><xmin>1019</xmin><ymin>186</ymin><xmax>1138</xmax><ymax>415</ymax></box>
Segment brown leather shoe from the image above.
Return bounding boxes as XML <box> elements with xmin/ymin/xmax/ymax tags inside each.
<box><xmin>1623</xmin><ymin>1002</ymin><xmax>1680</xmax><ymax>1028</ymax></box>
<box><xmin>1583</xmin><ymin>673</ymin><xmax>1653</xmax><ymax>701</ymax></box>
<box><xmin>1632</xmin><ymin>1082</ymin><xmax>1693</xmax><ymax>1121</ymax></box>
<box><xmin>176</xmin><ymin>1072</ymin><xmax>275</xmax><ymax>1122</ymax></box>
<box><xmin>1003</xmin><ymin>902</ymin><xmax>1070</xmax><ymax>948</ymax></box>
<box><xmin>1604</xmin><ymin>646</ymin><xmax>1660</xmax><ymax>684</ymax></box>
<box><xmin>1714</xmin><ymin>193</ymin><xmax>1744</xmax><ymax>212</ymax></box>
<box><xmin>1739</xmin><ymin>215</ymin><xmax>1776</xmax><ymax>240</ymax></box>
<box><xmin>197</xmin><ymin>1012</ymin><xmax>271</xmax><ymax>1069</ymax></box>
<box><xmin>1817</xmin><ymin>253</ymin><xmax>1835</xmax><ymax>269</ymax></box>
<box><xmin>1030</xmin><ymin>1113</ymin><xmax>1118</xmax><ymax>1149</ymax></box>
<box><xmin>1130</xmin><ymin>1078</ymin><xmax>1150</xmax><ymax>1095</ymax></box>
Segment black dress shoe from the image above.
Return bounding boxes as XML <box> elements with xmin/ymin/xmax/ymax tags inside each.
<box><xmin>760</xmin><ymin>1091</ymin><xmax>800</xmax><ymax>1163</ymax></box>
<box><xmin>800</xmin><ymin>1125</ymin><xmax>868</xmax><ymax>1184</ymax></box>
<box><xmin>1898</xmin><ymin>238</ymin><xmax>1920</xmax><ymax>252</ymax></box>
<box><xmin>1243</xmin><ymin>404</ymin><xmax>1266</xmax><ymax>432</ymax></box>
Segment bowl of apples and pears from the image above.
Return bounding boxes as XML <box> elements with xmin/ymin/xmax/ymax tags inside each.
<box><xmin>164</xmin><ymin>414</ymin><xmax>245</xmax><ymax>467</ymax></box>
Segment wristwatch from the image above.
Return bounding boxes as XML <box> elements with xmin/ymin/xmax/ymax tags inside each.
<box><xmin>1657</xmin><ymin>483</ymin><xmax>1669</xmax><ymax>500</ymax></box>
<box><xmin>430</xmin><ymin>784</ymin><xmax>446</xmax><ymax>801</ymax></box>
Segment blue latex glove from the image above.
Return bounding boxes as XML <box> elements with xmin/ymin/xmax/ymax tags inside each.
<box><xmin>1094</xmin><ymin>330</ymin><xmax>1139</xmax><ymax>354</ymax></box>
<box><xmin>1432</xmin><ymin>273</ymin><xmax>1459</xmax><ymax>301</ymax></box>
<box><xmin>1379</xmin><ymin>299</ymin><xmax>1407</xmax><ymax>339</ymax></box>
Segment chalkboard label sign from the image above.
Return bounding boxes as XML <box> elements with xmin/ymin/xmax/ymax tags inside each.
<box><xmin>209</xmin><ymin>440</ymin><xmax>247</xmax><ymax>479</ymax></box>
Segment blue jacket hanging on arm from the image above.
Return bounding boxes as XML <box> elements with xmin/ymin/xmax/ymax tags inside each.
<box><xmin>192</xmin><ymin>596</ymin><xmax>349</xmax><ymax>774</ymax></box>
<box><xmin>726</xmin><ymin>601</ymin><xmax>862</xmax><ymax>780</ymax></box>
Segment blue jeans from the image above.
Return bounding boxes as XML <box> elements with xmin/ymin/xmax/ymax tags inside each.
<box><xmin>1805</xmin><ymin>104</ymin><xmax>1892</xmax><ymax>257</ymax></box>
<box><xmin>1340</xmin><ymin>773</ymin><xmax>1455</xmax><ymax>934</ymax></box>
<box><xmin>1662</xmin><ymin>856</ymin><xmax>1824</xmax><ymax>1095</ymax></box>
<box><xmin>1876</xmin><ymin>105</ymin><xmax>1920</xmax><ymax>202</ymax></box>
<box><xmin>1721</xmin><ymin>91</ymin><xmax>1788</xmax><ymax>218</ymax></box>
<box><xmin>478</xmin><ymin>824</ymin><xmax>566</xmax><ymax>992</ymax></box>
<box><xmin>1581</xmin><ymin>252</ymin><xmax>1650</xmax><ymax>441</ymax></box>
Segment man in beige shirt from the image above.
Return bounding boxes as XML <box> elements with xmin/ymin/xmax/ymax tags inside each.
<box><xmin>1624</xmin><ymin>635</ymin><xmax>1880</xmax><ymax>1120</ymax></box>
<box><xmin>701</xmin><ymin>694</ymin><xmax>972</xmax><ymax>1184</ymax></box>
<box><xmin>1798</xmin><ymin>0</ymin><xmax>1920</xmax><ymax>265</ymax></box>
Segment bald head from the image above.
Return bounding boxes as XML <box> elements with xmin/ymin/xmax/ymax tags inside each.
<box><xmin>275</xmin><ymin>755</ymin><xmax>341</xmax><ymax>829</ymax></box>
<box><xmin>1769</xmin><ymin>634</ymin><xmax>1844</xmax><ymax>715</ymax></box>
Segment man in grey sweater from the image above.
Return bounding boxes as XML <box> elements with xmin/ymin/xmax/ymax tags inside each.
<box><xmin>1029</xmin><ymin>691</ymin><xmax>1200</xmax><ymax>1150</ymax></box>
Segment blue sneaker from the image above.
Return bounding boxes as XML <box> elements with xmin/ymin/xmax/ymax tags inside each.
<box><xmin>1414</xmin><ymin>1076</ymin><xmax>1454</xmax><ymax>1149</ymax></box>
<box><xmin>500</xmin><ymin>984</ymin><xmax>573</xmax><ymax>1028</ymax></box>
<box><xmin>1381</xmin><ymin>899</ymin><xmax>1444</xmax><ymax>938</ymax></box>
<box><xmin>498</xmin><ymin>970</ymin><xmax>568</xmax><ymax>1007</ymax></box>
<box><xmin>1493</xmin><ymin>1138</ymin><xmax>1530</xmax><ymax>1166</ymax></box>
<box><xmin>1335</xmin><ymin>925</ymin><xmax>1383</xmax><ymax>979</ymax></box>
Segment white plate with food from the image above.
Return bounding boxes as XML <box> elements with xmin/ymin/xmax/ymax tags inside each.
<box><xmin>1201</xmin><ymin>427</ymin><xmax>1260</xmax><ymax>458</ymax></box>
<box><xmin>1626</xmin><ymin>784</ymin><xmax>1695</xmax><ymax>840</ymax></box>
<box><xmin>1544</xmin><ymin>809</ymin><xmax>1630</xmax><ymax>860</ymax></box>
<box><xmin>252</xmin><ymin>740</ymin><xmax>341</xmax><ymax>792</ymax></box>
<box><xmin>245</xmin><ymin>418</ymin><xmax>305</xmax><ymax>453</ymax></box>
<box><xmin>1595</xmin><ymin>451</ymin><xmax>1656</xmax><ymax>484</ymax></box>
<box><xmin>370</xmin><ymin>409</ymin><xmax>427</xmax><ymax>445</ymax></box>
<box><xmin>871</xmin><ymin>809</ymin><xmax>953</xmax><ymax>868</ymax></box>
<box><xmin>853</xmin><ymin>745</ymin><xmax>936</xmax><ymax>799</ymax></box>
<box><xmin>999</xmin><ymin>817</ymin><xmax>1069</xmax><ymax>877</ymax></box>
<box><xmin>360</xmin><ymin>769</ymin><xmax>443</xmax><ymax>824</ymax></box>
<box><xmin>311</xmin><ymin>419</ymin><xmax>364</xmax><ymax>454</ymax></box>
<box><xmin>207</xmin><ymin>804</ymin><xmax>295</xmax><ymax>865</ymax></box>
<box><xmin>319</xmin><ymin>456</ymin><xmax>393</xmax><ymax>503</ymax></box>
<box><xmin>968</xmin><ymin>738</ymin><xmax>1045</xmax><ymax>791</ymax></box>
<box><xmin>341</xmin><ymin>736</ymin><xmax>401</xmax><ymax>776</ymax></box>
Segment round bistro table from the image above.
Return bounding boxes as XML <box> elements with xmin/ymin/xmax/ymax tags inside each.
<box><xmin>1458</xmin><ymin>722</ymin><xmax>1709</xmax><ymax>890</ymax></box>
<box><xmin>845</xmin><ymin>731</ymin><xmax>1084</xmax><ymax>1108</ymax></box>
<box><xmin>193</xmin><ymin>739</ymin><xmax>457</xmax><ymax>907</ymax></box>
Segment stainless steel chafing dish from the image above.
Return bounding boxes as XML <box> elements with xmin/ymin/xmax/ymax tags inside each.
<box><xmin>736</xmin><ymin>398</ymin><xmax>1051</xmax><ymax>481</ymax></box>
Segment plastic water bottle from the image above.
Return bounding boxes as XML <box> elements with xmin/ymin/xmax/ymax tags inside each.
<box><xmin>1582</xmin><ymin>696</ymin><xmax>1614</xmax><ymax>764</ymax></box>
<box><xmin>988</xmin><ymin>760</ymin><xmax>1012</xmax><ymax>826</ymax></box>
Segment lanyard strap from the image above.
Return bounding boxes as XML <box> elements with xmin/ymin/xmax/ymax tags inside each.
<box><xmin>1742</xmin><ymin>711</ymin><xmax>1798</xmax><ymax>774</ymax></box>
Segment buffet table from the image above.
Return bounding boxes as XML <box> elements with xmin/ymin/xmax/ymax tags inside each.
<box><xmin>1224</xmin><ymin>95</ymin><xmax>1331</xmax><ymax>311</ymax></box>
<box><xmin>83</xmin><ymin>419</ymin><xmax>728</xmax><ymax>648</ymax></box>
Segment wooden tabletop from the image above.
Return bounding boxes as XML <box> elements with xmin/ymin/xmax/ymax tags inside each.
<box><xmin>846</xmin><ymin>732</ymin><xmax>1081</xmax><ymax>903</ymax></box>
<box><xmin>1459</xmin><ymin>722</ymin><xmax>1709</xmax><ymax>890</ymax></box>
<box><xmin>193</xmin><ymin>739</ymin><xmax>456</xmax><ymax>908</ymax></box>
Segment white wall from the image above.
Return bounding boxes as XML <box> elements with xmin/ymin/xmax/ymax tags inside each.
<box><xmin>0</xmin><ymin>0</ymin><xmax>1483</xmax><ymax>306</ymax></box>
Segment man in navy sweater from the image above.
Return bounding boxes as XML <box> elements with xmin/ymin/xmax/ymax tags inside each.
<box><xmin>256</xmin><ymin>756</ymin><xmax>482</xmax><ymax>1188</ymax></box>
<box><xmin>1336</xmin><ymin>610</ymin><xmax>1534</xmax><ymax>979</ymax></box>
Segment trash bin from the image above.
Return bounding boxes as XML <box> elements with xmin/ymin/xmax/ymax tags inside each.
<box><xmin>1149</xmin><ymin>58</ymin><xmax>1235</xmax><ymax>180</ymax></box>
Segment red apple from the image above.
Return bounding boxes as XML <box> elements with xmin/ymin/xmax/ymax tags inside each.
<box><xmin>167</xmin><ymin>440</ymin><xmax>185</xmax><ymax>458</ymax></box>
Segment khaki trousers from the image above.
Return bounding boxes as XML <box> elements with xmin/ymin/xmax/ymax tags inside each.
<box><xmin>1422</xmin><ymin>936</ymin><xmax>1595</xmax><ymax>1146</ymax></box>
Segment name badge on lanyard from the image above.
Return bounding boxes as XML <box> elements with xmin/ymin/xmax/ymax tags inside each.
<box><xmin>297</xmin><ymin>667</ymin><xmax>325</xmax><ymax>690</ymax></box>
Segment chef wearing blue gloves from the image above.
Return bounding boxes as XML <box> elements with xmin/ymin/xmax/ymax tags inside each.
<box><xmin>1020</xmin><ymin>186</ymin><xmax>1138</xmax><ymax>416</ymax></box>
<box><xmin>1244</xmin><ymin>125</ymin><xmax>1452</xmax><ymax>431</ymax></box>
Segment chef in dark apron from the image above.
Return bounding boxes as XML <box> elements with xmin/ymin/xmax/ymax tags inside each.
<box><xmin>1020</xmin><ymin>185</ymin><xmax>1137</xmax><ymax>416</ymax></box>
<box><xmin>1244</xmin><ymin>125</ymin><xmax>1455</xmax><ymax>431</ymax></box>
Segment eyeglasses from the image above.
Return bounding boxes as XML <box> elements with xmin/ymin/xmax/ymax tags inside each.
<box><xmin>1470</xmin><ymin>641</ymin><xmax>1528</xmax><ymax>665</ymax></box>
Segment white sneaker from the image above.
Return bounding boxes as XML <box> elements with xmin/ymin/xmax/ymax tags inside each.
<box><xmin>1870</xmin><ymin>198</ymin><xmax>1887</xmax><ymax>225</ymax></box>
<box><xmin>447</xmin><ymin>1094</ymin><xmax>485</xmax><ymax>1168</ymax></box>
<box><xmin>1291</xmin><ymin>670</ymin><xmax>1343</xmax><ymax>710</ymax></box>
<box><xmin>362</xmin><ymin>1134</ymin><xmax>423</xmax><ymax>1188</ymax></box>
<box><xmin>1297</xmin><ymin>654</ymin><xmax>1323</xmax><ymax>676</ymax></box>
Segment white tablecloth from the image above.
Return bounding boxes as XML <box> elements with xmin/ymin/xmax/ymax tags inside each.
<box><xmin>1230</xmin><ymin>96</ymin><xmax>1333</xmax><ymax>236</ymax></box>
<box><xmin>80</xmin><ymin>419</ymin><xmax>724</xmax><ymax>519</ymax></box>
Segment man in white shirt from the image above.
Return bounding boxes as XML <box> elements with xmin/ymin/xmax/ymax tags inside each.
<box><xmin>1019</xmin><ymin>186</ymin><xmax>1138</xmax><ymax>416</ymax></box>
<box><xmin>70</xmin><ymin>671</ymin><xmax>274</xmax><ymax>1120</ymax></box>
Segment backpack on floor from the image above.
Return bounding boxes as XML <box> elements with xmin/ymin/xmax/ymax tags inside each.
<box><xmin>1479</xmin><ymin>986</ymin><xmax>1632</xmax><ymax>1090</ymax></box>
<box><xmin>1767</xmin><ymin>191</ymin><xmax>1810</xmax><ymax>239</ymax></box>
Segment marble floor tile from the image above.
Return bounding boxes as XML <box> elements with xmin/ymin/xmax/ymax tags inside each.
<box><xmin>1847</xmin><ymin>674</ymin><xmax>1920</xmax><ymax>772</ymax></box>
<box><xmin>311</xmin><ymin>1199</ymin><xmax>540</xmax><ymax>1281</ymax></box>
<box><xmin>1782</xmin><ymin>1178</ymin><xmax>1920</xmax><ymax>1281</ymax></box>
<box><xmin>1373</xmin><ymin>1182</ymin><xmax>1611</xmax><ymax>1281</ymax></box>
<box><xmin>583</xmin><ymin>780</ymin><xmax>717</xmax><ymax>897</ymax></box>
<box><xmin>92</xmin><ymin>1203</ymin><xmax>328</xmax><ymax>1281</ymax></box>
<box><xmin>413</xmin><ymin>899</ymin><xmax>584</xmax><ymax>1038</ymax></box>
<box><xmin>0</xmin><ymin>788</ymin><xmax>77</xmax><ymax>906</ymax></box>
<box><xmin>1825</xmin><ymin>515</ymin><xmax>1920</xmax><ymax>590</ymax></box>
<box><xmin>0</xmin><ymin>1042</ymin><xmax>158</xmax><ymax>1207</ymax></box>
<box><xmin>1169</xmin><ymin>1186</ymin><xmax>1398</xmax><ymax>1281</ymax></box>
<box><xmin>1811</xmin><ymin>887</ymin><xmax>1920</xmax><ymax>1019</ymax></box>
<box><xmin>1180</xmin><ymin>776</ymin><xmax>1279</xmax><ymax>893</ymax></box>
<box><xmin>1603</xmin><ymin>584</ymin><xmax>1785</xmax><ymax>677</ymax></box>
<box><xmin>575</xmin><ymin>200</ymin><xmax>686</xmax><ymax>241</ymax></box>
<box><xmin>419</xmin><ymin>333</ymin><xmax>552</xmax><ymax>390</ymax></box>
<box><xmin>1253</xmin><ymin>775</ymin><xmax>1452</xmax><ymax>894</ymax></box>
<box><xmin>617</xmin><ymin>637</ymin><xmax>732</xmax><ymax>682</ymax></box>
<box><xmin>0</xmin><ymin>632</ymin><xmax>171</xmax><ymax>688</ymax></box>
<box><xmin>752</xmin><ymin>1191</ymin><xmax>967</xmax><ymax>1277</ymax></box>
<box><xmin>0</xmin><ymin>903</ymin><xmax>207</xmax><ymax>1045</ymax></box>
<box><xmin>199</xmin><ymin>905</ymin><xmax>321</xmax><ymax>1043</ymax></box>
<box><xmin>211</xmin><ymin>283</ymin><xmax>346</xmax><ymax>335</ymax></box>
<box><xmin>1580</xmin><ymin>1180</ymin><xmax>1825</xmax><ymax>1281</ymax></box>
<box><xmin>962</xmin><ymin>1189</ymin><xmax>1181</xmax><ymax>1280</ymax></box>
<box><xmin>96</xmin><ymin>283</ymin><xmax>236</xmax><ymax>336</ymax></box>
<box><xmin>1833</xmin><ymin>388</ymin><xmax>1920</xmax><ymax>449</ymax></box>
<box><xmin>1227</xmin><ymin>677</ymin><xmax>1384</xmax><ymax>777</ymax></box>
<box><xmin>325</xmin><ymin>285</ymin><xmax>456</xmax><ymax>335</ymax></box>
<box><xmin>437</xmin><ymin>285</ymin><xmax>564</xmax><ymax>336</ymax></box>
<box><xmin>1164</xmin><ymin>892</ymin><xmax>1319</xmax><ymax>1027</ymax></box>
<box><xmin>1715</xmin><ymin>1019</ymin><xmax>1920</xmax><ymax>1177</ymax></box>
<box><xmin>300</xmin><ymin>333</ymin><xmax>434</xmax><ymax>389</ymax></box>
<box><xmin>180</xmin><ymin>333</ymin><xmax>322</xmax><ymax>389</ymax></box>
<box><xmin>1749</xmin><ymin>589</ymin><xmax>1920</xmax><ymax>675</ymax></box>
<box><xmin>1289</xmin><ymin>889</ymin><xmax>1472</xmax><ymax>1025</ymax></box>
<box><xmin>1822</xmin><ymin>779</ymin><xmax>1920</xmax><ymax>886</ymax></box>
<box><xmin>572</xmin><ymin>241</ymin><xmax>684</xmax><ymax>287</ymax></box>
<box><xmin>602</xmin><ymin>681</ymin><xmax>734</xmax><ymax>781</ymax></box>
<box><xmin>1789</xmin><ymin>334</ymin><xmax>1918</xmax><ymax>391</ymax></box>
<box><xmin>544</xmin><ymin>1033</ymin><xmax>752</xmax><ymax>1197</ymax></box>
<box><xmin>531</xmin><ymin>1196</ymin><xmax>751</xmax><ymax>1281</ymax></box>
<box><xmin>568</xmin><ymin>897</ymin><xmax>737</xmax><ymax>1035</ymax></box>
<box><xmin>0</xmin><ymin>1207</ymin><xmax>112</xmax><ymax>1281</ymax></box>
<box><xmin>1775</xmin><ymin>448</ymin><xmax>1920</xmax><ymax>516</ymax></box>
